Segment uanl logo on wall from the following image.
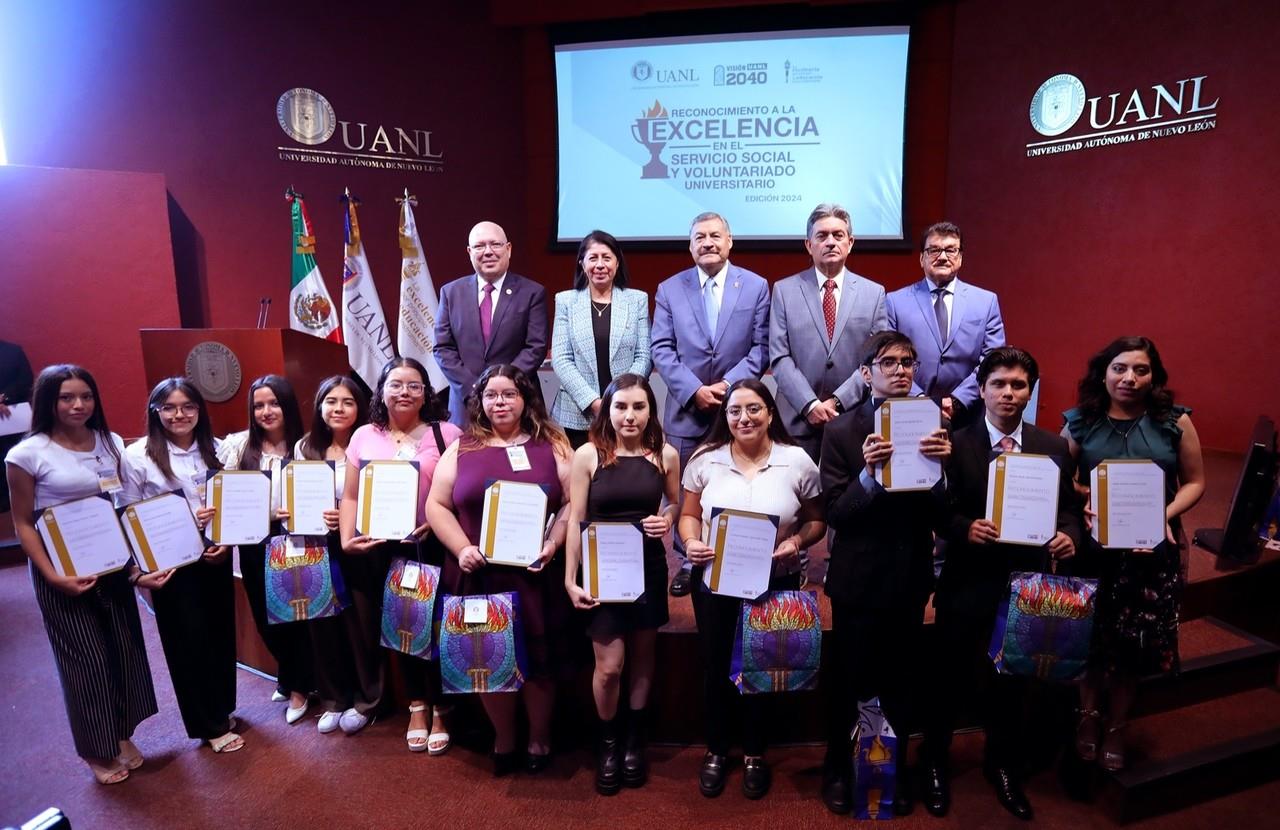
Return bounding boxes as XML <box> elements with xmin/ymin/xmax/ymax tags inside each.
<box><xmin>1025</xmin><ymin>73</ymin><xmax>1218</xmax><ymax>158</ymax></box>
<box><xmin>276</xmin><ymin>88</ymin><xmax>444</xmax><ymax>173</ymax></box>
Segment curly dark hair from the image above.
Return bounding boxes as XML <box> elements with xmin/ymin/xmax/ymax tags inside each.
<box><xmin>1074</xmin><ymin>335</ymin><xmax>1175</xmax><ymax>424</ymax></box>
<box><xmin>368</xmin><ymin>358</ymin><xmax>448</xmax><ymax>429</ymax></box>
<box><xmin>690</xmin><ymin>378</ymin><xmax>795</xmax><ymax>462</ymax></box>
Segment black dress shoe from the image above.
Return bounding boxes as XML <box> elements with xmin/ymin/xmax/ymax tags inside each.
<box><xmin>493</xmin><ymin>751</ymin><xmax>520</xmax><ymax>777</ymax></box>
<box><xmin>699</xmin><ymin>752</ymin><xmax>728</xmax><ymax>798</ymax></box>
<box><xmin>821</xmin><ymin>770</ymin><xmax>852</xmax><ymax>815</ymax></box>
<box><xmin>597</xmin><ymin>724</ymin><xmax>622</xmax><ymax>795</ymax></box>
<box><xmin>525</xmin><ymin>751</ymin><xmax>552</xmax><ymax>774</ymax></box>
<box><xmin>921</xmin><ymin>763</ymin><xmax>950</xmax><ymax>817</ymax></box>
<box><xmin>669</xmin><ymin>569</ymin><xmax>693</xmax><ymax>597</ymax></box>
<box><xmin>742</xmin><ymin>757</ymin><xmax>771</xmax><ymax>800</ymax></box>
<box><xmin>893</xmin><ymin>769</ymin><xmax>914</xmax><ymax>816</ymax></box>
<box><xmin>985</xmin><ymin>767</ymin><xmax>1033</xmax><ymax>821</ymax></box>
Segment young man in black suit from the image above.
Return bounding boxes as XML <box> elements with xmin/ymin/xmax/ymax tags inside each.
<box><xmin>819</xmin><ymin>331</ymin><xmax>951</xmax><ymax>815</ymax></box>
<box><xmin>919</xmin><ymin>346</ymin><xmax>1082</xmax><ymax>821</ymax></box>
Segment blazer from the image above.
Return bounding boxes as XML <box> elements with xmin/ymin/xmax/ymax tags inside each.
<box><xmin>886</xmin><ymin>277</ymin><xmax>1005</xmax><ymax>409</ymax></box>
<box><xmin>820</xmin><ymin>397</ymin><xmax>942</xmax><ymax>610</ymax></box>
<box><xmin>769</xmin><ymin>268</ymin><xmax>888</xmax><ymax>439</ymax></box>
<box><xmin>434</xmin><ymin>271</ymin><xmax>548</xmax><ymax>425</ymax></box>
<box><xmin>934</xmin><ymin>419</ymin><xmax>1084</xmax><ymax>620</ymax></box>
<box><xmin>549</xmin><ymin>286</ymin><xmax>651</xmax><ymax>430</ymax></box>
<box><xmin>650</xmin><ymin>265</ymin><xmax>770</xmax><ymax>439</ymax></box>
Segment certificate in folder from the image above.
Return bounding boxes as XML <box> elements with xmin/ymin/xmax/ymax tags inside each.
<box><xmin>356</xmin><ymin>460</ymin><xmax>420</xmax><ymax>540</ymax></box>
<box><xmin>284</xmin><ymin>460</ymin><xmax>336</xmax><ymax>535</ymax></box>
<box><xmin>874</xmin><ymin>397</ymin><xmax>942</xmax><ymax>492</ymax></box>
<box><xmin>1091</xmin><ymin>460</ymin><xmax>1166</xmax><ymax>549</ymax></box>
<box><xmin>580</xmin><ymin>522</ymin><xmax>645</xmax><ymax>602</ymax></box>
<box><xmin>480</xmin><ymin>480</ymin><xmax>549</xmax><ymax>567</ymax></box>
<box><xmin>121</xmin><ymin>490</ymin><xmax>206</xmax><ymax>573</ymax></box>
<box><xmin>703</xmin><ymin>507</ymin><xmax>778</xmax><ymax>600</ymax></box>
<box><xmin>986</xmin><ymin>453</ymin><xmax>1061</xmax><ymax>546</ymax></box>
<box><xmin>36</xmin><ymin>494</ymin><xmax>133</xmax><ymax>578</ymax></box>
<box><xmin>206</xmin><ymin>470</ymin><xmax>272</xmax><ymax>545</ymax></box>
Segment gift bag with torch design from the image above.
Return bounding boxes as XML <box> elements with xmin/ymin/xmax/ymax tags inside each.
<box><xmin>988</xmin><ymin>571</ymin><xmax>1097</xmax><ymax>683</ymax></box>
<box><xmin>729</xmin><ymin>590</ymin><xmax>822</xmax><ymax>694</ymax></box>
<box><xmin>379</xmin><ymin>558</ymin><xmax>442</xmax><ymax>658</ymax></box>
<box><xmin>852</xmin><ymin>698</ymin><xmax>897</xmax><ymax>820</ymax></box>
<box><xmin>439</xmin><ymin>592</ymin><xmax>526</xmax><ymax>694</ymax></box>
<box><xmin>264</xmin><ymin>535</ymin><xmax>349</xmax><ymax>623</ymax></box>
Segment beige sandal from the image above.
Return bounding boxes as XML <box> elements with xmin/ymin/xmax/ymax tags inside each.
<box><xmin>88</xmin><ymin>759</ymin><xmax>130</xmax><ymax>785</ymax></box>
<box><xmin>208</xmin><ymin>731</ymin><xmax>245</xmax><ymax>753</ymax></box>
<box><xmin>115</xmin><ymin>739</ymin><xmax>144</xmax><ymax>771</ymax></box>
<box><xmin>407</xmin><ymin>704</ymin><xmax>429</xmax><ymax>753</ymax></box>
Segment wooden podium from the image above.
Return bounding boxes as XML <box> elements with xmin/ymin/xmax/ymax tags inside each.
<box><xmin>139</xmin><ymin>328</ymin><xmax>350</xmax><ymax>436</ymax></box>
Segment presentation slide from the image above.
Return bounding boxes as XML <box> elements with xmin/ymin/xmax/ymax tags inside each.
<box><xmin>554</xmin><ymin>27</ymin><xmax>909</xmax><ymax>243</ymax></box>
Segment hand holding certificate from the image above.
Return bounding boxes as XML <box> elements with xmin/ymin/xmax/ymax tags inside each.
<box><xmin>206</xmin><ymin>470</ymin><xmax>271</xmax><ymax>545</ymax></box>
<box><xmin>703</xmin><ymin>508</ymin><xmax>778</xmax><ymax>600</ymax></box>
<box><xmin>121</xmin><ymin>491</ymin><xmax>206</xmax><ymax>572</ymax></box>
<box><xmin>986</xmin><ymin>453</ymin><xmax>1061</xmax><ymax>545</ymax></box>
<box><xmin>356</xmin><ymin>461</ymin><xmax>420</xmax><ymax>540</ymax></box>
<box><xmin>874</xmin><ymin>398</ymin><xmax>941</xmax><ymax>491</ymax></box>
<box><xmin>284</xmin><ymin>460</ymin><xmax>336</xmax><ymax>535</ymax></box>
<box><xmin>37</xmin><ymin>494</ymin><xmax>133</xmax><ymax>578</ymax></box>
<box><xmin>480</xmin><ymin>481</ymin><xmax>549</xmax><ymax>567</ymax></box>
<box><xmin>1091</xmin><ymin>460</ymin><xmax>1166</xmax><ymax>549</ymax></box>
<box><xmin>580</xmin><ymin>522</ymin><xmax>645</xmax><ymax>602</ymax></box>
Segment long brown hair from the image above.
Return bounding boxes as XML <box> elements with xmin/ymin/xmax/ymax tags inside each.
<box><xmin>588</xmin><ymin>373</ymin><xmax>665</xmax><ymax>472</ymax></box>
<box><xmin>143</xmin><ymin>377</ymin><xmax>221</xmax><ymax>481</ymax></box>
<box><xmin>28</xmin><ymin>364</ymin><xmax>123</xmax><ymax>476</ymax></box>
<box><xmin>298</xmin><ymin>375</ymin><xmax>369</xmax><ymax>460</ymax></box>
<box><xmin>462</xmin><ymin>364</ymin><xmax>569</xmax><ymax>456</ymax></box>
<box><xmin>1075</xmin><ymin>335</ymin><xmax>1176</xmax><ymax>424</ymax></box>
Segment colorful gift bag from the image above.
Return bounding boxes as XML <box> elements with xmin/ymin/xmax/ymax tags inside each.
<box><xmin>264</xmin><ymin>535</ymin><xmax>348</xmax><ymax>623</ymax></box>
<box><xmin>380</xmin><ymin>558</ymin><xmax>442</xmax><ymax>658</ymax></box>
<box><xmin>852</xmin><ymin>698</ymin><xmax>897</xmax><ymax>820</ymax></box>
<box><xmin>989</xmin><ymin>571</ymin><xmax>1098</xmax><ymax>683</ymax></box>
<box><xmin>439</xmin><ymin>592</ymin><xmax>526</xmax><ymax>694</ymax></box>
<box><xmin>729</xmin><ymin>590</ymin><xmax>822</xmax><ymax>694</ymax></box>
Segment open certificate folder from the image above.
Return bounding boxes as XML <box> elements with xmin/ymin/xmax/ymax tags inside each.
<box><xmin>121</xmin><ymin>491</ymin><xmax>206</xmax><ymax>572</ymax></box>
<box><xmin>874</xmin><ymin>397</ymin><xmax>941</xmax><ymax>491</ymax></box>
<box><xmin>986</xmin><ymin>453</ymin><xmax>1060</xmax><ymax>545</ymax></box>
<box><xmin>206</xmin><ymin>470</ymin><xmax>272</xmax><ymax>545</ymax></box>
<box><xmin>36</xmin><ymin>494</ymin><xmax>133</xmax><ymax>578</ymax></box>
<box><xmin>703</xmin><ymin>508</ymin><xmax>778</xmax><ymax>600</ymax></box>
<box><xmin>284</xmin><ymin>460</ymin><xmax>336</xmax><ymax>535</ymax></box>
<box><xmin>580</xmin><ymin>522</ymin><xmax>645</xmax><ymax>602</ymax></box>
<box><xmin>480</xmin><ymin>481</ymin><xmax>549</xmax><ymax>567</ymax></box>
<box><xmin>356</xmin><ymin>461</ymin><xmax>419</xmax><ymax>540</ymax></box>
<box><xmin>1091</xmin><ymin>460</ymin><xmax>1166</xmax><ymax>549</ymax></box>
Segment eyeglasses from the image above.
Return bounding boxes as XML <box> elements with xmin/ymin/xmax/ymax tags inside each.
<box><xmin>727</xmin><ymin>404</ymin><xmax>766</xmax><ymax>418</ymax></box>
<box><xmin>874</xmin><ymin>358</ymin><xmax>920</xmax><ymax>374</ymax></box>
<box><xmin>385</xmin><ymin>381</ymin><xmax>425</xmax><ymax>394</ymax></box>
<box><xmin>157</xmin><ymin>403</ymin><xmax>199</xmax><ymax>416</ymax></box>
<box><xmin>482</xmin><ymin>390</ymin><xmax>521</xmax><ymax>403</ymax></box>
<box><xmin>469</xmin><ymin>241</ymin><xmax>509</xmax><ymax>253</ymax></box>
<box><xmin>924</xmin><ymin>246</ymin><xmax>962</xmax><ymax>258</ymax></box>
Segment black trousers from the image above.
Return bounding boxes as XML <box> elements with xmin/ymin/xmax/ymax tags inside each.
<box><xmin>239</xmin><ymin>542</ymin><xmax>314</xmax><ymax>695</ymax></box>
<box><xmin>692</xmin><ymin>571</ymin><xmax>800</xmax><ymax>757</ymax></box>
<box><xmin>310</xmin><ymin>535</ymin><xmax>387</xmax><ymax>714</ymax></box>
<box><xmin>151</xmin><ymin>555</ymin><xmax>237</xmax><ymax>740</ymax></box>
<box><xmin>824</xmin><ymin>596</ymin><xmax>927</xmax><ymax>772</ymax></box>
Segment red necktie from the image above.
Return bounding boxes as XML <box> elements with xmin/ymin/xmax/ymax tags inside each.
<box><xmin>998</xmin><ymin>435</ymin><xmax>1017</xmax><ymax>453</ymax></box>
<box><xmin>480</xmin><ymin>282</ymin><xmax>495</xmax><ymax>345</ymax></box>
<box><xmin>822</xmin><ymin>278</ymin><xmax>837</xmax><ymax>340</ymax></box>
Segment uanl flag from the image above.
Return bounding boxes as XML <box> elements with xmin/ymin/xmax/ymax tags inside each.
<box><xmin>340</xmin><ymin>190</ymin><xmax>396</xmax><ymax>389</ymax></box>
<box><xmin>396</xmin><ymin>191</ymin><xmax>446</xmax><ymax>391</ymax></box>
<box><xmin>287</xmin><ymin>189</ymin><xmax>341</xmax><ymax>342</ymax></box>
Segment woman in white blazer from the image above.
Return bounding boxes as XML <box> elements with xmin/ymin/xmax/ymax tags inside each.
<box><xmin>551</xmin><ymin>230</ymin><xmax>652</xmax><ymax>447</ymax></box>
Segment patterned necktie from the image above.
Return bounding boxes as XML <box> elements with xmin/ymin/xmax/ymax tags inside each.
<box><xmin>480</xmin><ymin>282</ymin><xmax>495</xmax><ymax>345</ymax></box>
<box><xmin>998</xmin><ymin>435</ymin><xmax>1017</xmax><ymax>454</ymax></box>
<box><xmin>933</xmin><ymin>286</ymin><xmax>949</xmax><ymax>342</ymax></box>
<box><xmin>822</xmin><ymin>278</ymin><xmax>837</xmax><ymax>340</ymax></box>
<box><xmin>704</xmin><ymin>278</ymin><xmax>720</xmax><ymax>334</ymax></box>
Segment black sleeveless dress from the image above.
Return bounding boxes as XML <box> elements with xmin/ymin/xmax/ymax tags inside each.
<box><xmin>585</xmin><ymin>454</ymin><xmax>670</xmax><ymax>638</ymax></box>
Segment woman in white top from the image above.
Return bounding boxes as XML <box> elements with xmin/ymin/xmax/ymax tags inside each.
<box><xmin>215</xmin><ymin>374</ymin><xmax>313</xmax><ymax>724</ymax></box>
<box><xmin>124</xmin><ymin>377</ymin><xmax>241</xmax><ymax>753</ymax></box>
<box><xmin>5</xmin><ymin>364</ymin><xmax>165</xmax><ymax>784</ymax></box>
<box><xmin>291</xmin><ymin>375</ymin><xmax>371</xmax><ymax>735</ymax></box>
<box><xmin>678</xmin><ymin>378</ymin><xmax>825</xmax><ymax>800</ymax></box>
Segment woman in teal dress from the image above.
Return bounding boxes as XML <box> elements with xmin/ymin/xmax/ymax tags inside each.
<box><xmin>1062</xmin><ymin>336</ymin><xmax>1205</xmax><ymax>771</ymax></box>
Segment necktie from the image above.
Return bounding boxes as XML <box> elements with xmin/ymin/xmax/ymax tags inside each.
<box><xmin>822</xmin><ymin>278</ymin><xmax>837</xmax><ymax>340</ymax></box>
<box><xmin>933</xmin><ymin>287</ymin><xmax>949</xmax><ymax>342</ymax></box>
<box><xmin>998</xmin><ymin>435</ymin><xmax>1017</xmax><ymax>454</ymax></box>
<box><xmin>480</xmin><ymin>282</ymin><xmax>495</xmax><ymax>345</ymax></box>
<box><xmin>704</xmin><ymin>278</ymin><xmax>720</xmax><ymax>335</ymax></box>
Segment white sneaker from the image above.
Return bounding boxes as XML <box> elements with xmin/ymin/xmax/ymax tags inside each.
<box><xmin>339</xmin><ymin>708</ymin><xmax>370</xmax><ymax>735</ymax></box>
<box><xmin>318</xmin><ymin>711</ymin><xmax>342</xmax><ymax>734</ymax></box>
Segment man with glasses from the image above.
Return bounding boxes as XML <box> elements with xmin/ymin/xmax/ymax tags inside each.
<box><xmin>434</xmin><ymin>221</ymin><xmax>548</xmax><ymax>425</ymax></box>
<box><xmin>886</xmin><ymin>222</ymin><xmax>1005</xmax><ymax>429</ymax></box>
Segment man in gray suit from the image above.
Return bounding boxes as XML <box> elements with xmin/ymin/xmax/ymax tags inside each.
<box><xmin>770</xmin><ymin>203</ymin><xmax>889</xmax><ymax>461</ymax></box>
<box><xmin>651</xmin><ymin>212</ymin><xmax>770</xmax><ymax>596</ymax></box>
<box><xmin>886</xmin><ymin>221</ymin><xmax>1005</xmax><ymax>428</ymax></box>
<box><xmin>434</xmin><ymin>221</ymin><xmax>549</xmax><ymax>425</ymax></box>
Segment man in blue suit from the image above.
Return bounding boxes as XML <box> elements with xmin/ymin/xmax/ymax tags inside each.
<box><xmin>886</xmin><ymin>222</ymin><xmax>1005</xmax><ymax>428</ymax></box>
<box><xmin>433</xmin><ymin>220</ymin><xmax>549</xmax><ymax>425</ymax></box>
<box><xmin>651</xmin><ymin>212</ymin><xmax>770</xmax><ymax>596</ymax></box>
<box><xmin>770</xmin><ymin>203</ymin><xmax>889</xmax><ymax>462</ymax></box>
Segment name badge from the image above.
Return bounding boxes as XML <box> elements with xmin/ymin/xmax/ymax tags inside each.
<box><xmin>193</xmin><ymin>472</ymin><xmax>208</xmax><ymax>502</ymax></box>
<box><xmin>464</xmin><ymin>597</ymin><xmax>489</xmax><ymax>624</ymax></box>
<box><xmin>400</xmin><ymin>562</ymin><xmax>421</xmax><ymax>590</ymax></box>
<box><xmin>97</xmin><ymin>469</ymin><xmax>123</xmax><ymax>493</ymax></box>
<box><xmin>506</xmin><ymin>445</ymin><xmax>531</xmax><ymax>472</ymax></box>
<box><xmin>285</xmin><ymin>538</ymin><xmax>308</xmax><ymax>560</ymax></box>
<box><xmin>395</xmin><ymin>443</ymin><xmax>417</xmax><ymax>461</ymax></box>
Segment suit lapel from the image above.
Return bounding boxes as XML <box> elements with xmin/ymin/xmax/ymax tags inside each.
<box><xmin>483</xmin><ymin>274</ymin><xmax>516</xmax><ymax>359</ymax></box>
<box><xmin>829</xmin><ymin>272</ymin><xmax>859</xmax><ymax>353</ymax></box>
<box><xmin>683</xmin><ymin>269</ymin><xmax>713</xmax><ymax>344</ymax></box>
<box><xmin>607</xmin><ymin>288</ymin><xmax>626</xmax><ymax>362</ymax></box>
<box><xmin>914</xmin><ymin>279</ymin><xmax>944</xmax><ymax>351</ymax></box>
<box><xmin>799</xmin><ymin>269</ymin><xmax>832</xmax><ymax>351</ymax></box>
<box><xmin>712</xmin><ymin>269</ymin><xmax>744</xmax><ymax>346</ymax></box>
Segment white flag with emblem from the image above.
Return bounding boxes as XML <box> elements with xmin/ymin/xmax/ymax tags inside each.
<box><xmin>396</xmin><ymin>192</ymin><xmax>446</xmax><ymax>391</ymax></box>
<box><xmin>341</xmin><ymin>192</ymin><xmax>395</xmax><ymax>389</ymax></box>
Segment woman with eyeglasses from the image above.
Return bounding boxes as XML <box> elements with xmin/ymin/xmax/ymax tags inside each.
<box><xmin>550</xmin><ymin>230</ymin><xmax>652</xmax><ymax>448</ymax></box>
<box><xmin>427</xmin><ymin>364</ymin><xmax>573</xmax><ymax>776</ymax></box>
<box><xmin>216</xmin><ymin>374</ymin><xmax>314</xmax><ymax>724</ymax></box>
<box><xmin>5</xmin><ymin>365</ymin><xmax>163</xmax><ymax>784</ymax></box>
<box><xmin>123</xmin><ymin>378</ymin><xmax>241</xmax><ymax>753</ymax></box>
<box><xmin>1063</xmin><ymin>336</ymin><xmax>1205</xmax><ymax>771</ymax></box>
<box><xmin>339</xmin><ymin>358</ymin><xmax>461</xmax><ymax>753</ymax></box>
<box><xmin>678</xmin><ymin>378</ymin><xmax>826</xmax><ymax>800</ymax></box>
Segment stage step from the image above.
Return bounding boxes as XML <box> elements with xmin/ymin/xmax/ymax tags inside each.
<box><xmin>1134</xmin><ymin>616</ymin><xmax>1280</xmax><ymax>717</ymax></box>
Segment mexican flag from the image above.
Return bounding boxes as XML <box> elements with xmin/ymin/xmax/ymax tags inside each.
<box><xmin>287</xmin><ymin>190</ymin><xmax>341</xmax><ymax>342</ymax></box>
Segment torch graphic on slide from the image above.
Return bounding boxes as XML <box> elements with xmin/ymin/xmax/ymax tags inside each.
<box><xmin>631</xmin><ymin>100</ymin><xmax>671</xmax><ymax>179</ymax></box>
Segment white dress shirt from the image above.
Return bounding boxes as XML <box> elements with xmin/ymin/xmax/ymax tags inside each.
<box><xmin>477</xmin><ymin>273</ymin><xmax>507</xmax><ymax>321</ymax></box>
<box><xmin>984</xmin><ymin>416</ymin><xmax>1025</xmax><ymax>453</ymax></box>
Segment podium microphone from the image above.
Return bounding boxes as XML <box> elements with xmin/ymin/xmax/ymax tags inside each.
<box><xmin>256</xmin><ymin>297</ymin><xmax>272</xmax><ymax>328</ymax></box>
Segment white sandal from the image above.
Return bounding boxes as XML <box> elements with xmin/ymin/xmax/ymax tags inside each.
<box><xmin>427</xmin><ymin>706</ymin><xmax>451</xmax><ymax>755</ymax></box>
<box><xmin>406</xmin><ymin>704</ymin><xmax>429</xmax><ymax>753</ymax></box>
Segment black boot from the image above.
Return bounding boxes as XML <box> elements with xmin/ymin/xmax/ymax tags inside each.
<box><xmin>596</xmin><ymin>717</ymin><xmax>622</xmax><ymax>796</ymax></box>
<box><xmin>622</xmin><ymin>706</ymin><xmax>649</xmax><ymax>787</ymax></box>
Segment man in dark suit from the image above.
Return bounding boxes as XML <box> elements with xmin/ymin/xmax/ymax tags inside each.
<box><xmin>818</xmin><ymin>331</ymin><xmax>951</xmax><ymax>816</ymax></box>
<box><xmin>434</xmin><ymin>221</ymin><xmax>548</xmax><ymax>425</ymax></box>
<box><xmin>651</xmin><ymin>212</ymin><xmax>770</xmax><ymax>596</ymax></box>
<box><xmin>919</xmin><ymin>346</ymin><xmax>1082</xmax><ymax>821</ymax></box>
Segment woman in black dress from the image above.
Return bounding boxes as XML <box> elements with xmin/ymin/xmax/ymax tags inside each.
<box><xmin>564</xmin><ymin>373</ymin><xmax>680</xmax><ymax>794</ymax></box>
